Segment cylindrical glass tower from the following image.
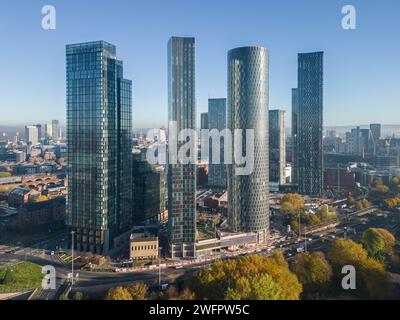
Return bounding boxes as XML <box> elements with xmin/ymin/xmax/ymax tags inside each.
<box><xmin>227</xmin><ymin>46</ymin><xmax>270</xmax><ymax>242</ymax></box>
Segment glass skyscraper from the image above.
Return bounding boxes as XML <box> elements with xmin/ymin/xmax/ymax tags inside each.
<box><xmin>269</xmin><ymin>109</ymin><xmax>286</xmax><ymax>185</ymax></box>
<box><xmin>295</xmin><ymin>52</ymin><xmax>324</xmax><ymax>196</ymax></box>
<box><xmin>208</xmin><ymin>98</ymin><xmax>227</xmax><ymax>188</ymax></box>
<box><xmin>227</xmin><ymin>46</ymin><xmax>269</xmax><ymax>243</ymax></box>
<box><xmin>291</xmin><ymin>88</ymin><xmax>298</xmax><ymax>184</ymax></box>
<box><xmin>167</xmin><ymin>37</ymin><xmax>197</xmax><ymax>258</ymax></box>
<box><xmin>66</xmin><ymin>41</ymin><xmax>132</xmax><ymax>254</ymax></box>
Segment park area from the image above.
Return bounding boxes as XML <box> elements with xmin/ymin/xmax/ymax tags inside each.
<box><xmin>0</xmin><ymin>262</ymin><xmax>42</xmax><ymax>292</ymax></box>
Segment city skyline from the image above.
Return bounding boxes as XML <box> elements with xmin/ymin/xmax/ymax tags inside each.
<box><xmin>1</xmin><ymin>0</ymin><xmax>400</xmax><ymax>128</ymax></box>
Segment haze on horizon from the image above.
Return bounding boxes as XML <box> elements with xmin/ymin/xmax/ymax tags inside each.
<box><xmin>0</xmin><ymin>0</ymin><xmax>399</xmax><ymax>128</ymax></box>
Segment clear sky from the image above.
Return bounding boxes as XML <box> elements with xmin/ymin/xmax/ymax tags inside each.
<box><xmin>0</xmin><ymin>0</ymin><xmax>399</xmax><ymax>128</ymax></box>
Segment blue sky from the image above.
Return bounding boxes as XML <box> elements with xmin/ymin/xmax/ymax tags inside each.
<box><xmin>0</xmin><ymin>0</ymin><xmax>399</xmax><ymax>128</ymax></box>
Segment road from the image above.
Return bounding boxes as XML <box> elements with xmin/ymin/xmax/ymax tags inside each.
<box><xmin>1</xmin><ymin>207</ymin><xmax>399</xmax><ymax>299</ymax></box>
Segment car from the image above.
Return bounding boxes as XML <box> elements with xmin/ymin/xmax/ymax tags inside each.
<box><xmin>50</xmin><ymin>251</ymin><xmax>55</xmax><ymax>256</ymax></box>
<box><xmin>330</xmin><ymin>235</ymin><xmax>336</xmax><ymax>239</ymax></box>
<box><xmin>175</xmin><ymin>265</ymin><xmax>183</xmax><ymax>269</ymax></box>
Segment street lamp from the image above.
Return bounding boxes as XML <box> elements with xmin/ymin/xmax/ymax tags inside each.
<box><xmin>304</xmin><ymin>227</ymin><xmax>307</xmax><ymax>252</ymax></box>
<box><xmin>158</xmin><ymin>246</ymin><xmax>162</xmax><ymax>290</ymax></box>
<box><xmin>71</xmin><ymin>230</ymin><xmax>75</xmax><ymax>286</ymax></box>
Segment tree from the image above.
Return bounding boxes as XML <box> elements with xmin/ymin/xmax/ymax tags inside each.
<box><xmin>248</xmin><ymin>274</ymin><xmax>282</xmax><ymax>300</ymax></box>
<box><xmin>362</xmin><ymin>228</ymin><xmax>386</xmax><ymax>262</ymax></box>
<box><xmin>290</xmin><ymin>252</ymin><xmax>332</xmax><ymax>294</ymax></box>
<box><xmin>73</xmin><ymin>292</ymin><xmax>83</xmax><ymax>300</ymax></box>
<box><xmin>327</xmin><ymin>238</ymin><xmax>393</xmax><ymax>299</ymax></box>
<box><xmin>361</xmin><ymin>199</ymin><xmax>369</xmax><ymax>208</ymax></box>
<box><xmin>127</xmin><ymin>282</ymin><xmax>148</xmax><ymax>300</ymax></box>
<box><xmin>371</xmin><ymin>177</ymin><xmax>384</xmax><ymax>188</ymax></box>
<box><xmin>105</xmin><ymin>287</ymin><xmax>132</xmax><ymax>300</ymax></box>
<box><xmin>281</xmin><ymin>193</ymin><xmax>304</xmax><ymax>216</ymax></box>
<box><xmin>186</xmin><ymin>253</ymin><xmax>302</xmax><ymax>300</ymax></box>
<box><xmin>347</xmin><ymin>195</ymin><xmax>356</xmax><ymax>206</ymax></box>
<box><xmin>375</xmin><ymin>184</ymin><xmax>389</xmax><ymax>194</ymax></box>
<box><xmin>164</xmin><ymin>286</ymin><xmax>195</xmax><ymax>300</ymax></box>
<box><xmin>59</xmin><ymin>293</ymin><xmax>69</xmax><ymax>300</ymax></box>
<box><xmin>1</xmin><ymin>268</ymin><xmax>14</xmax><ymax>285</ymax></box>
<box><xmin>224</xmin><ymin>287</ymin><xmax>242</xmax><ymax>300</ymax></box>
<box><xmin>376</xmin><ymin>228</ymin><xmax>396</xmax><ymax>256</ymax></box>
<box><xmin>362</xmin><ymin>228</ymin><xmax>396</xmax><ymax>261</ymax></box>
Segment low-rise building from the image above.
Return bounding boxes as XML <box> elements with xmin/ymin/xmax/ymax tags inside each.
<box><xmin>8</xmin><ymin>187</ymin><xmax>40</xmax><ymax>208</ymax></box>
<box><xmin>129</xmin><ymin>233</ymin><xmax>159</xmax><ymax>260</ymax></box>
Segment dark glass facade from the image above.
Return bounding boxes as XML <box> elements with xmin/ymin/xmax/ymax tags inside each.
<box><xmin>269</xmin><ymin>109</ymin><xmax>286</xmax><ymax>185</ymax></box>
<box><xmin>227</xmin><ymin>46</ymin><xmax>270</xmax><ymax>243</ymax></box>
<box><xmin>132</xmin><ymin>148</ymin><xmax>167</xmax><ymax>225</ymax></box>
<box><xmin>167</xmin><ymin>37</ymin><xmax>197</xmax><ymax>258</ymax></box>
<box><xmin>208</xmin><ymin>98</ymin><xmax>227</xmax><ymax>188</ymax></box>
<box><xmin>66</xmin><ymin>41</ymin><xmax>132</xmax><ymax>254</ymax></box>
<box><xmin>296</xmin><ymin>52</ymin><xmax>324</xmax><ymax>196</ymax></box>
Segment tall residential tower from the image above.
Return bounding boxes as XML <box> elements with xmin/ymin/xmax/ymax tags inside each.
<box><xmin>227</xmin><ymin>46</ymin><xmax>269</xmax><ymax>243</ymax></box>
<box><xmin>66</xmin><ymin>41</ymin><xmax>132</xmax><ymax>254</ymax></box>
<box><xmin>167</xmin><ymin>37</ymin><xmax>197</xmax><ymax>258</ymax></box>
<box><xmin>208</xmin><ymin>98</ymin><xmax>227</xmax><ymax>188</ymax></box>
<box><xmin>295</xmin><ymin>52</ymin><xmax>324</xmax><ymax>196</ymax></box>
<box><xmin>269</xmin><ymin>109</ymin><xmax>286</xmax><ymax>185</ymax></box>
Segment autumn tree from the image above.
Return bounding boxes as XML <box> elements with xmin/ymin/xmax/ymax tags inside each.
<box><xmin>327</xmin><ymin>238</ymin><xmax>394</xmax><ymax>299</ymax></box>
<box><xmin>164</xmin><ymin>286</ymin><xmax>195</xmax><ymax>300</ymax></box>
<box><xmin>248</xmin><ymin>274</ymin><xmax>282</xmax><ymax>300</ymax></box>
<box><xmin>127</xmin><ymin>282</ymin><xmax>148</xmax><ymax>300</ymax></box>
<box><xmin>290</xmin><ymin>252</ymin><xmax>332</xmax><ymax>296</ymax></box>
<box><xmin>281</xmin><ymin>193</ymin><xmax>304</xmax><ymax>216</ymax></box>
<box><xmin>187</xmin><ymin>253</ymin><xmax>302</xmax><ymax>300</ymax></box>
<box><xmin>105</xmin><ymin>287</ymin><xmax>132</xmax><ymax>300</ymax></box>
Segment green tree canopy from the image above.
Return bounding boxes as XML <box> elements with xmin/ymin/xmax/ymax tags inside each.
<box><xmin>248</xmin><ymin>273</ymin><xmax>283</xmax><ymax>300</ymax></box>
<box><xmin>362</xmin><ymin>228</ymin><xmax>386</xmax><ymax>261</ymax></box>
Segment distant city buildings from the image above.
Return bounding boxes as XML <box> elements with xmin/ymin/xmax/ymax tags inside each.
<box><xmin>208</xmin><ymin>98</ymin><xmax>227</xmax><ymax>189</ymax></box>
<box><xmin>269</xmin><ymin>109</ymin><xmax>286</xmax><ymax>186</ymax></box>
<box><xmin>167</xmin><ymin>36</ymin><xmax>197</xmax><ymax>258</ymax></box>
<box><xmin>66</xmin><ymin>41</ymin><xmax>132</xmax><ymax>254</ymax></box>
<box><xmin>294</xmin><ymin>52</ymin><xmax>324</xmax><ymax>196</ymax></box>
<box><xmin>200</xmin><ymin>112</ymin><xmax>208</xmax><ymax>130</ymax></box>
<box><xmin>25</xmin><ymin>125</ymin><xmax>39</xmax><ymax>146</ymax></box>
<box><xmin>52</xmin><ymin>120</ymin><xmax>59</xmax><ymax>141</ymax></box>
<box><xmin>44</xmin><ymin>120</ymin><xmax>61</xmax><ymax>142</ymax></box>
<box><xmin>227</xmin><ymin>46</ymin><xmax>270</xmax><ymax>243</ymax></box>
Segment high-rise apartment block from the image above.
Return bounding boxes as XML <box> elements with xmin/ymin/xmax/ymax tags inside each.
<box><xmin>294</xmin><ymin>52</ymin><xmax>324</xmax><ymax>196</ymax></box>
<box><xmin>167</xmin><ymin>37</ymin><xmax>197</xmax><ymax>258</ymax></box>
<box><xmin>227</xmin><ymin>46</ymin><xmax>269</xmax><ymax>243</ymax></box>
<box><xmin>269</xmin><ymin>109</ymin><xmax>286</xmax><ymax>185</ymax></box>
<box><xmin>208</xmin><ymin>98</ymin><xmax>227</xmax><ymax>188</ymax></box>
<box><xmin>66</xmin><ymin>41</ymin><xmax>132</xmax><ymax>254</ymax></box>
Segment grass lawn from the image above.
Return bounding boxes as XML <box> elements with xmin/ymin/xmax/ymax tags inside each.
<box><xmin>0</xmin><ymin>262</ymin><xmax>43</xmax><ymax>292</ymax></box>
